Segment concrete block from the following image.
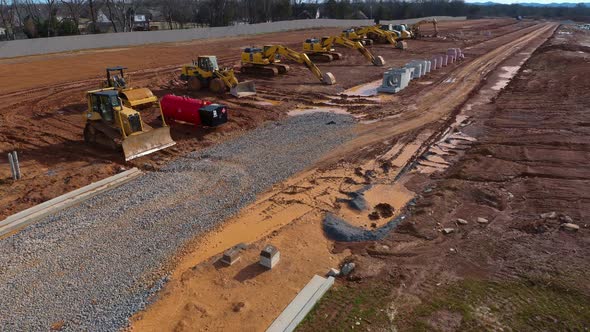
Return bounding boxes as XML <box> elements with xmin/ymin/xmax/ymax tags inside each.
<box><xmin>221</xmin><ymin>247</ymin><xmax>241</xmax><ymax>266</ymax></box>
<box><xmin>447</xmin><ymin>48</ymin><xmax>458</xmax><ymax>58</ymax></box>
<box><xmin>441</xmin><ymin>54</ymin><xmax>448</xmax><ymax>66</ymax></box>
<box><xmin>431</xmin><ymin>56</ymin><xmax>439</xmax><ymax>70</ymax></box>
<box><xmin>377</xmin><ymin>67</ymin><xmax>412</xmax><ymax>94</ymax></box>
<box><xmin>405</xmin><ymin>61</ymin><xmax>423</xmax><ymax>78</ymax></box>
<box><xmin>423</xmin><ymin>60</ymin><xmax>432</xmax><ymax>73</ymax></box>
<box><xmin>449</xmin><ymin>55</ymin><xmax>456</xmax><ymax>63</ymax></box>
<box><xmin>260</xmin><ymin>244</ymin><xmax>280</xmax><ymax>269</ymax></box>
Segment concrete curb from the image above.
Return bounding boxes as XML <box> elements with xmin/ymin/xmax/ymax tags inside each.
<box><xmin>0</xmin><ymin>168</ymin><xmax>142</xmax><ymax>237</ymax></box>
<box><xmin>266</xmin><ymin>275</ymin><xmax>335</xmax><ymax>332</ymax></box>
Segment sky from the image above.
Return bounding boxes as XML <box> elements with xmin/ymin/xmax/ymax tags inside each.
<box><xmin>465</xmin><ymin>0</ymin><xmax>590</xmax><ymax>3</ymax></box>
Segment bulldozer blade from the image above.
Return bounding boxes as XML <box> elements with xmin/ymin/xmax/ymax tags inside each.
<box><xmin>122</xmin><ymin>127</ymin><xmax>176</xmax><ymax>161</ymax></box>
<box><xmin>120</xmin><ymin>88</ymin><xmax>158</xmax><ymax>107</ymax></box>
<box><xmin>230</xmin><ymin>81</ymin><xmax>256</xmax><ymax>98</ymax></box>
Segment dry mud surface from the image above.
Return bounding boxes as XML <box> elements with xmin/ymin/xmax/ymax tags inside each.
<box><xmin>0</xmin><ymin>19</ymin><xmax>527</xmax><ymax>220</ymax></box>
<box><xmin>299</xmin><ymin>24</ymin><xmax>590</xmax><ymax>332</ymax></box>
<box><xmin>0</xmin><ymin>19</ymin><xmax>576</xmax><ymax>332</ymax></box>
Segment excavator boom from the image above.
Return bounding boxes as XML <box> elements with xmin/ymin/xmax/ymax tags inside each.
<box><xmin>324</xmin><ymin>36</ymin><xmax>385</xmax><ymax>66</ymax></box>
<box><xmin>266</xmin><ymin>45</ymin><xmax>336</xmax><ymax>85</ymax></box>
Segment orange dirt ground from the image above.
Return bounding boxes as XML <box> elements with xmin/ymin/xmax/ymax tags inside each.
<box><xmin>0</xmin><ymin>19</ymin><xmax>527</xmax><ymax>220</ymax></box>
<box><xmin>127</xmin><ymin>21</ymin><xmax>559</xmax><ymax>331</ymax></box>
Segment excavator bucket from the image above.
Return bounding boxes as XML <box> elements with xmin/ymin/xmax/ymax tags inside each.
<box><xmin>120</xmin><ymin>88</ymin><xmax>158</xmax><ymax>108</ymax></box>
<box><xmin>322</xmin><ymin>72</ymin><xmax>336</xmax><ymax>85</ymax></box>
<box><xmin>374</xmin><ymin>56</ymin><xmax>386</xmax><ymax>66</ymax></box>
<box><xmin>230</xmin><ymin>80</ymin><xmax>257</xmax><ymax>98</ymax></box>
<box><xmin>122</xmin><ymin>127</ymin><xmax>176</xmax><ymax>161</ymax></box>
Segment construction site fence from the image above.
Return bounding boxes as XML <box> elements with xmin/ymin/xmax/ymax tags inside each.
<box><xmin>0</xmin><ymin>16</ymin><xmax>465</xmax><ymax>59</ymax></box>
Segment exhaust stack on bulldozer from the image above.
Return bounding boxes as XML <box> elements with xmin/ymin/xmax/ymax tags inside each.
<box><xmin>83</xmin><ymin>88</ymin><xmax>175</xmax><ymax>161</ymax></box>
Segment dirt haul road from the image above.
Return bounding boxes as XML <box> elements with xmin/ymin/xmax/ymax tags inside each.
<box><xmin>130</xmin><ymin>23</ymin><xmax>558</xmax><ymax>332</ymax></box>
<box><xmin>299</xmin><ymin>23</ymin><xmax>590</xmax><ymax>331</ymax></box>
<box><xmin>0</xmin><ymin>19</ymin><xmax>529</xmax><ymax>220</ymax></box>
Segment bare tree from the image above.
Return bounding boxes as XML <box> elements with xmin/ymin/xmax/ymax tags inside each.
<box><xmin>61</xmin><ymin>0</ymin><xmax>86</xmax><ymax>29</ymax></box>
<box><xmin>0</xmin><ymin>0</ymin><xmax>16</xmax><ymax>39</ymax></box>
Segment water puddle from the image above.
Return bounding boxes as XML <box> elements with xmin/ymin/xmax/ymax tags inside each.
<box><xmin>251</xmin><ymin>98</ymin><xmax>281</xmax><ymax>107</ymax></box>
<box><xmin>341</xmin><ymin>79</ymin><xmax>382</xmax><ymax>97</ymax></box>
<box><xmin>337</xmin><ymin>182</ymin><xmax>415</xmax><ymax>229</ymax></box>
<box><xmin>287</xmin><ymin>106</ymin><xmax>351</xmax><ymax>116</ymax></box>
<box><xmin>491</xmin><ymin>66</ymin><xmax>521</xmax><ymax>90</ymax></box>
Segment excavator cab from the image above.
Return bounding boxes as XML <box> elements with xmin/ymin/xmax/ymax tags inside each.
<box><xmin>102</xmin><ymin>66</ymin><xmax>157</xmax><ymax>108</ymax></box>
<box><xmin>84</xmin><ymin>88</ymin><xmax>175</xmax><ymax>161</ymax></box>
<box><xmin>195</xmin><ymin>56</ymin><xmax>219</xmax><ymax>72</ymax></box>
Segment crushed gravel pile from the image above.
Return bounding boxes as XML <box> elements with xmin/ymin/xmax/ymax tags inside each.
<box><xmin>0</xmin><ymin>113</ymin><xmax>355</xmax><ymax>331</ymax></box>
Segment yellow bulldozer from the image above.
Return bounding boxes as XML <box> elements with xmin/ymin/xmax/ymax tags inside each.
<box><xmin>240</xmin><ymin>45</ymin><xmax>336</xmax><ymax>85</ymax></box>
<box><xmin>302</xmin><ymin>36</ymin><xmax>385</xmax><ymax>66</ymax></box>
<box><xmin>180</xmin><ymin>56</ymin><xmax>256</xmax><ymax>97</ymax></box>
<box><xmin>101</xmin><ymin>66</ymin><xmax>158</xmax><ymax>108</ymax></box>
<box><xmin>83</xmin><ymin>88</ymin><xmax>176</xmax><ymax>161</ymax></box>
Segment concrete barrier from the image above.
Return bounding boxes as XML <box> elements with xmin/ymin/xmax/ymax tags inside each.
<box><xmin>0</xmin><ymin>16</ymin><xmax>465</xmax><ymax>58</ymax></box>
<box><xmin>0</xmin><ymin>168</ymin><xmax>142</xmax><ymax>237</ymax></box>
<box><xmin>266</xmin><ymin>275</ymin><xmax>335</xmax><ymax>332</ymax></box>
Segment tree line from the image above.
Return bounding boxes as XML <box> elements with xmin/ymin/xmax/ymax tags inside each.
<box><xmin>1</xmin><ymin>0</ymin><xmax>589</xmax><ymax>40</ymax></box>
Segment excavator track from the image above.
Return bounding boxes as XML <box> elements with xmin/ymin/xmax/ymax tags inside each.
<box><xmin>329</xmin><ymin>52</ymin><xmax>343</xmax><ymax>60</ymax></box>
<box><xmin>272</xmin><ymin>64</ymin><xmax>290</xmax><ymax>74</ymax></box>
<box><xmin>241</xmin><ymin>65</ymin><xmax>279</xmax><ymax>77</ymax></box>
<box><xmin>307</xmin><ymin>53</ymin><xmax>334</xmax><ymax>62</ymax></box>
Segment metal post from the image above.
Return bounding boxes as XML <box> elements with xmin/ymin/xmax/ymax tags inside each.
<box><xmin>8</xmin><ymin>153</ymin><xmax>17</xmax><ymax>180</ymax></box>
<box><xmin>12</xmin><ymin>151</ymin><xmax>21</xmax><ymax>180</ymax></box>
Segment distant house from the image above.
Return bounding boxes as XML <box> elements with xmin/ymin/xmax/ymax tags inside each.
<box><xmin>0</xmin><ymin>27</ymin><xmax>6</xmax><ymax>36</ymax></box>
<box><xmin>348</xmin><ymin>10</ymin><xmax>368</xmax><ymax>20</ymax></box>
<box><xmin>133</xmin><ymin>14</ymin><xmax>150</xmax><ymax>31</ymax></box>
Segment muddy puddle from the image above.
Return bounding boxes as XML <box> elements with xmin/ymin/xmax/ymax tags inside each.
<box><xmin>341</xmin><ymin>79</ymin><xmax>382</xmax><ymax>97</ymax></box>
<box><xmin>287</xmin><ymin>106</ymin><xmax>351</xmax><ymax>116</ymax></box>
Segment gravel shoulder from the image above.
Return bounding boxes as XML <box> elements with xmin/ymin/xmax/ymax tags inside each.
<box><xmin>0</xmin><ymin>113</ymin><xmax>355</xmax><ymax>331</ymax></box>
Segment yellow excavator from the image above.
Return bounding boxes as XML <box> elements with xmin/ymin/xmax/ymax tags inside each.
<box><xmin>391</xmin><ymin>24</ymin><xmax>413</xmax><ymax>39</ymax></box>
<box><xmin>83</xmin><ymin>88</ymin><xmax>175</xmax><ymax>161</ymax></box>
<box><xmin>341</xmin><ymin>28</ymin><xmax>373</xmax><ymax>45</ymax></box>
<box><xmin>410</xmin><ymin>19</ymin><xmax>439</xmax><ymax>39</ymax></box>
<box><xmin>101</xmin><ymin>66</ymin><xmax>158</xmax><ymax>108</ymax></box>
<box><xmin>240</xmin><ymin>45</ymin><xmax>336</xmax><ymax>85</ymax></box>
<box><xmin>180</xmin><ymin>56</ymin><xmax>256</xmax><ymax>97</ymax></box>
<box><xmin>343</xmin><ymin>26</ymin><xmax>406</xmax><ymax>49</ymax></box>
<box><xmin>302</xmin><ymin>36</ymin><xmax>385</xmax><ymax>66</ymax></box>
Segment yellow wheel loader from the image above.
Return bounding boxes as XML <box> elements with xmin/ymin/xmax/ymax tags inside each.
<box><xmin>240</xmin><ymin>45</ymin><xmax>336</xmax><ymax>85</ymax></box>
<box><xmin>83</xmin><ymin>88</ymin><xmax>176</xmax><ymax>161</ymax></box>
<box><xmin>302</xmin><ymin>36</ymin><xmax>385</xmax><ymax>66</ymax></box>
<box><xmin>101</xmin><ymin>66</ymin><xmax>158</xmax><ymax>108</ymax></box>
<box><xmin>180</xmin><ymin>56</ymin><xmax>256</xmax><ymax>98</ymax></box>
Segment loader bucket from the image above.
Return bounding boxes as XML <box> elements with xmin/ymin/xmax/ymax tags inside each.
<box><xmin>122</xmin><ymin>127</ymin><xmax>176</xmax><ymax>161</ymax></box>
<box><xmin>230</xmin><ymin>81</ymin><xmax>257</xmax><ymax>98</ymax></box>
<box><xmin>120</xmin><ymin>88</ymin><xmax>158</xmax><ymax>108</ymax></box>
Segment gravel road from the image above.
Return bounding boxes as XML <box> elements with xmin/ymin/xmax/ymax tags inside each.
<box><xmin>0</xmin><ymin>113</ymin><xmax>355</xmax><ymax>331</ymax></box>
